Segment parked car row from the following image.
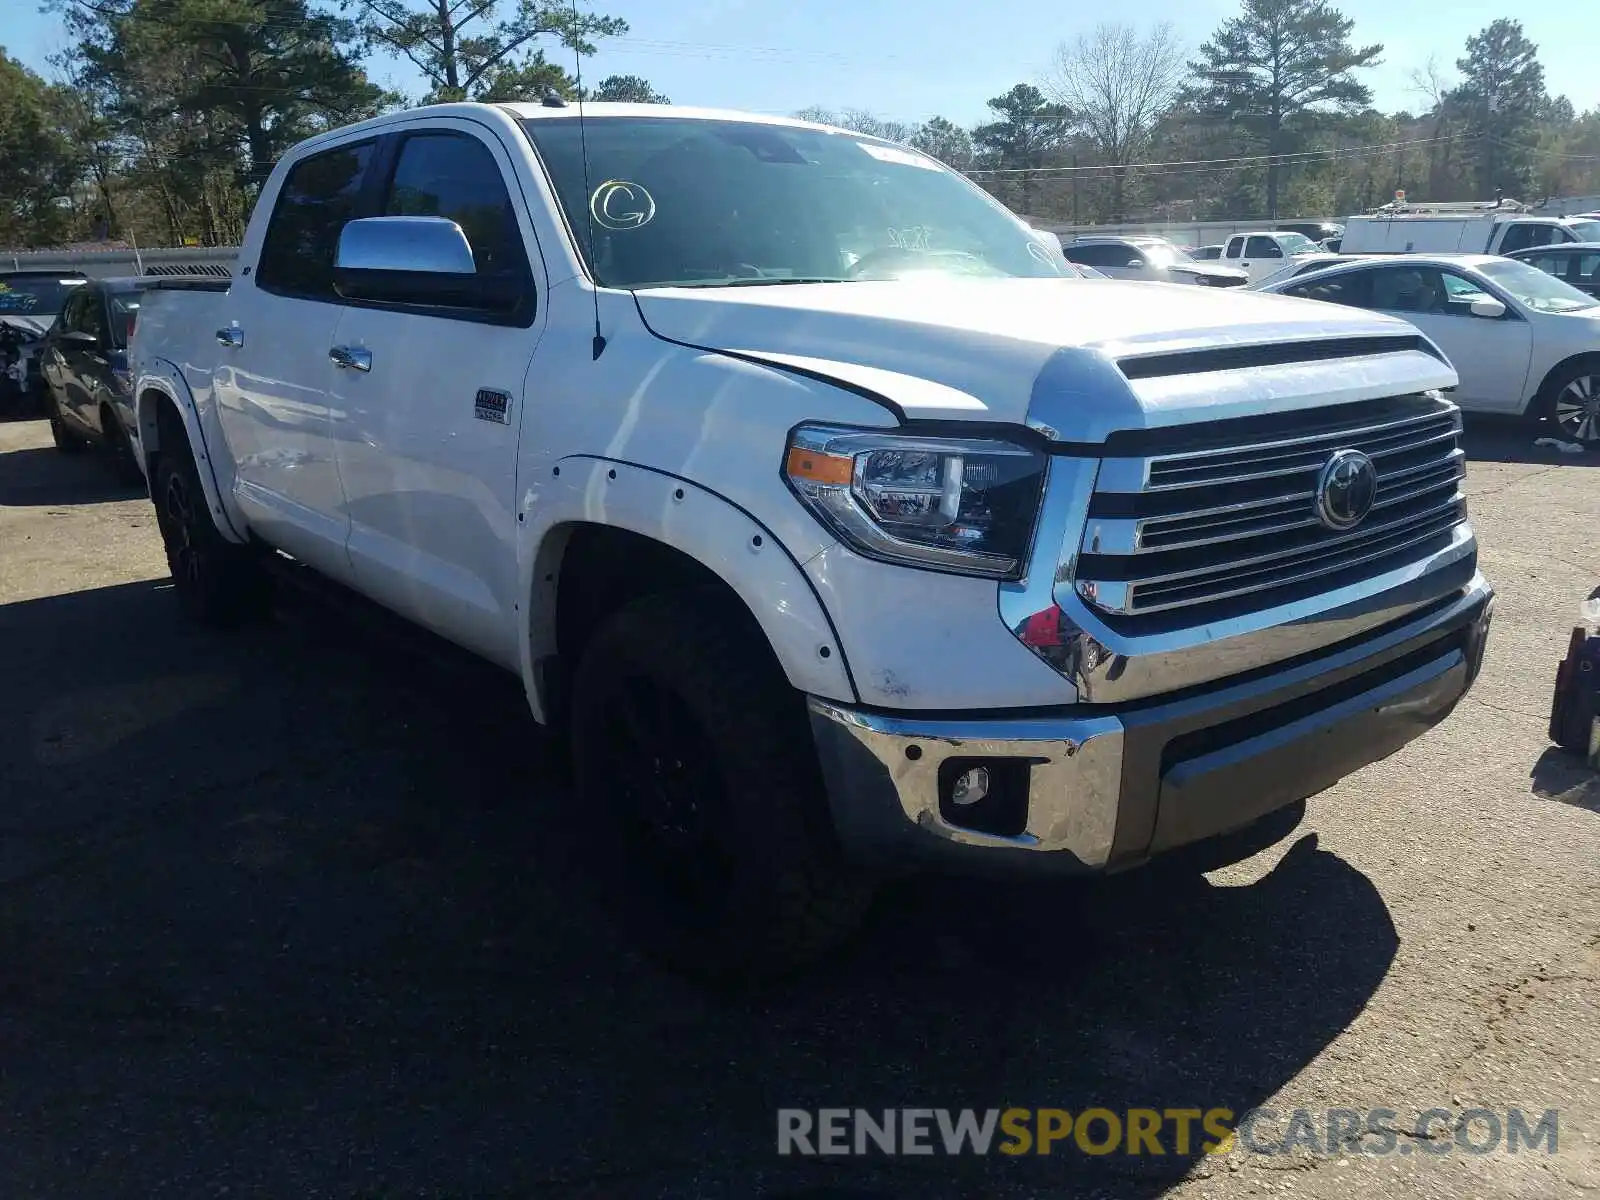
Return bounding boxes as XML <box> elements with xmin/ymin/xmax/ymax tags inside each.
<box><xmin>38</xmin><ymin>276</ymin><xmax>146</xmax><ymax>480</ymax></box>
<box><xmin>1257</xmin><ymin>253</ymin><xmax>1600</xmax><ymax>444</ymax></box>
<box><xmin>1060</xmin><ymin>235</ymin><xmax>1248</xmax><ymax>287</ymax></box>
<box><xmin>0</xmin><ymin>270</ymin><xmax>87</xmax><ymax>412</ymax></box>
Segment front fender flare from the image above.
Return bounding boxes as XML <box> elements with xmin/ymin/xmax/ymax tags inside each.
<box><xmin>517</xmin><ymin>456</ymin><xmax>856</xmax><ymax>724</ymax></box>
<box><xmin>134</xmin><ymin>364</ymin><xmax>247</xmax><ymax>544</ymax></box>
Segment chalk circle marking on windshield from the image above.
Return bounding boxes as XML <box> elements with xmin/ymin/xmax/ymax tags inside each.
<box><xmin>1026</xmin><ymin>241</ymin><xmax>1059</xmax><ymax>267</ymax></box>
<box><xmin>590</xmin><ymin>180</ymin><xmax>656</xmax><ymax>231</ymax></box>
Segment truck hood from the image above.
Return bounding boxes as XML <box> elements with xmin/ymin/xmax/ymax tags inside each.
<box><xmin>632</xmin><ymin>277</ymin><xmax>1457</xmax><ymax>441</ymax></box>
<box><xmin>0</xmin><ymin>314</ymin><xmax>50</xmax><ymax>340</ymax></box>
<box><xmin>1168</xmin><ymin>262</ymin><xmax>1249</xmax><ymax>284</ymax></box>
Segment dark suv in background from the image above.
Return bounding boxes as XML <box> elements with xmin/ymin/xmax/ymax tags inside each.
<box><xmin>38</xmin><ymin>276</ymin><xmax>146</xmax><ymax>482</ymax></box>
<box><xmin>0</xmin><ymin>270</ymin><xmax>88</xmax><ymax>414</ymax></box>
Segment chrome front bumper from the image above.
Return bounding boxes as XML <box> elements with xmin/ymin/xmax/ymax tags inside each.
<box><xmin>809</xmin><ymin>573</ymin><xmax>1493</xmax><ymax>874</ymax></box>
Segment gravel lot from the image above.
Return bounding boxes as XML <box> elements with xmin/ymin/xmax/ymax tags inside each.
<box><xmin>0</xmin><ymin>413</ymin><xmax>1596</xmax><ymax>1199</ymax></box>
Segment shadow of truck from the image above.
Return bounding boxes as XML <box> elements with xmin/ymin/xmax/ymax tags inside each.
<box><xmin>0</xmin><ymin>576</ymin><xmax>1398</xmax><ymax>1196</ymax></box>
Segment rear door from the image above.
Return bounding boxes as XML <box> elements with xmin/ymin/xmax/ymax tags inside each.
<box><xmin>103</xmin><ymin>288</ymin><xmax>141</xmax><ymax>433</ymax></box>
<box><xmin>214</xmin><ymin>136</ymin><xmax>377</xmax><ymax>583</ymax></box>
<box><xmin>56</xmin><ymin>287</ymin><xmax>111</xmax><ymax>430</ymax></box>
<box><xmin>75</xmin><ymin>286</ymin><xmax>124</xmax><ymax>436</ymax></box>
<box><xmin>326</xmin><ymin>120</ymin><xmax>544</xmax><ymax>668</ymax></box>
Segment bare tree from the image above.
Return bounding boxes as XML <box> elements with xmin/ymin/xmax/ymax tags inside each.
<box><xmin>1045</xmin><ymin>22</ymin><xmax>1185</xmax><ymax>219</ymax></box>
<box><xmin>1408</xmin><ymin>54</ymin><xmax>1460</xmax><ymax>199</ymax></box>
<box><xmin>793</xmin><ymin>106</ymin><xmax>912</xmax><ymax>144</ymax></box>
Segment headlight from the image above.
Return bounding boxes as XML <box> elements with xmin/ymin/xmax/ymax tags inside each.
<box><xmin>783</xmin><ymin>424</ymin><xmax>1047</xmax><ymax>579</ymax></box>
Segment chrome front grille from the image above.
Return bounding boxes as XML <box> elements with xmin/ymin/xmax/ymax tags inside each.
<box><xmin>1076</xmin><ymin>394</ymin><xmax>1468</xmax><ymax>623</ymax></box>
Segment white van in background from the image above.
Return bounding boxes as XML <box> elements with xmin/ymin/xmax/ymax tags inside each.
<box><xmin>1342</xmin><ymin>201</ymin><xmax>1600</xmax><ymax>257</ymax></box>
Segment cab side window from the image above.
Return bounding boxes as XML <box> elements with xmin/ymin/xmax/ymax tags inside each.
<box><xmin>1225</xmin><ymin>238</ymin><xmax>1242</xmax><ymax>259</ymax></box>
<box><xmin>1498</xmin><ymin>223</ymin><xmax>1558</xmax><ymax>254</ymax></box>
<box><xmin>1521</xmin><ymin>251</ymin><xmax>1564</xmax><ymax>280</ymax></box>
<box><xmin>57</xmin><ymin>289</ymin><xmax>89</xmax><ymax>335</ymax></box>
<box><xmin>380</xmin><ymin>131</ymin><xmax>533</xmax><ymax>318</ymax></box>
<box><xmin>1245</xmin><ymin>235</ymin><xmax>1282</xmax><ymax>259</ymax></box>
<box><xmin>1285</xmin><ymin>271</ymin><xmax>1370</xmax><ymax>307</ymax></box>
<box><xmin>81</xmin><ymin>288</ymin><xmax>111</xmax><ymax>344</ymax></box>
<box><xmin>1368</xmin><ymin>265</ymin><xmax>1450</xmax><ymax>313</ymax></box>
<box><xmin>256</xmin><ymin>140</ymin><xmax>377</xmax><ymax>301</ymax></box>
<box><xmin>1064</xmin><ymin>244</ymin><xmax>1133</xmax><ymax>268</ymax></box>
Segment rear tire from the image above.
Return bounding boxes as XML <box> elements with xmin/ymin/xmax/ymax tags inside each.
<box><xmin>1540</xmin><ymin>361</ymin><xmax>1600</xmax><ymax>446</ymax></box>
<box><xmin>49</xmin><ymin>394</ymin><xmax>88</xmax><ymax>455</ymax></box>
<box><xmin>151</xmin><ymin>435</ymin><xmax>272</xmax><ymax>627</ymax></box>
<box><xmin>101</xmin><ymin>407</ymin><xmax>145</xmax><ymax>487</ymax></box>
<box><xmin>571</xmin><ymin>590</ymin><xmax>876</xmax><ymax>982</ymax></box>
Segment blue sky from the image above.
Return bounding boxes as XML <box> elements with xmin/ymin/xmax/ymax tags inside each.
<box><xmin>6</xmin><ymin>1</ymin><xmax>1596</xmax><ymax>129</ymax></box>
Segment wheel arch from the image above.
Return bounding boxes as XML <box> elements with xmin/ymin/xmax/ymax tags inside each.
<box><xmin>134</xmin><ymin>375</ymin><xmax>247</xmax><ymax>543</ymax></box>
<box><xmin>518</xmin><ymin>457</ymin><xmax>856</xmax><ymax>726</ymax></box>
<box><xmin>1526</xmin><ymin>351</ymin><xmax>1600</xmax><ymax>418</ymax></box>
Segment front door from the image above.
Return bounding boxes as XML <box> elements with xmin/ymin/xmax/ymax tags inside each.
<box><xmin>1368</xmin><ymin>265</ymin><xmax>1532</xmax><ymax>412</ymax></box>
<box><xmin>214</xmin><ymin>137</ymin><xmax>379</xmax><ymax>583</ymax></box>
<box><xmin>1238</xmin><ymin>235</ymin><xmax>1285</xmax><ymax>283</ymax></box>
<box><xmin>326</xmin><ymin>123</ymin><xmax>544</xmax><ymax>669</ymax></box>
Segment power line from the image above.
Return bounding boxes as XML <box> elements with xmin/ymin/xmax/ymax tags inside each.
<box><xmin>966</xmin><ymin>135</ymin><xmax>1462</xmax><ymax>177</ymax></box>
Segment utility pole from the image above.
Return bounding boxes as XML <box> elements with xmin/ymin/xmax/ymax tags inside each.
<box><xmin>1071</xmin><ymin>154</ymin><xmax>1080</xmax><ymax>225</ymax></box>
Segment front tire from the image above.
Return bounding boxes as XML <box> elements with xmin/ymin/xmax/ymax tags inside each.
<box><xmin>1541</xmin><ymin>361</ymin><xmax>1600</xmax><ymax>446</ymax></box>
<box><xmin>151</xmin><ymin>436</ymin><xmax>271</xmax><ymax>626</ymax></box>
<box><xmin>571</xmin><ymin>591</ymin><xmax>876</xmax><ymax>982</ymax></box>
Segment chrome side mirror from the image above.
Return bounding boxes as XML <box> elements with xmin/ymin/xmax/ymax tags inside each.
<box><xmin>1469</xmin><ymin>296</ymin><xmax>1508</xmax><ymax>319</ymax></box>
<box><xmin>335</xmin><ymin>216</ymin><xmax>476</xmax><ymax>275</ymax></box>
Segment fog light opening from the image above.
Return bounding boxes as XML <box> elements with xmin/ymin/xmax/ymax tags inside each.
<box><xmin>937</xmin><ymin>758</ymin><xmax>1032</xmax><ymax>838</ymax></box>
<box><xmin>949</xmin><ymin>766</ymin><xmax>990</xmax><ymax>806</ymax></box>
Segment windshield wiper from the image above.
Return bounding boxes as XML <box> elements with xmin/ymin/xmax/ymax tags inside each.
<box><xmin>672</xmin><ymin>277</ymin><xmax>851</xmax><ymax>288</ymax></box>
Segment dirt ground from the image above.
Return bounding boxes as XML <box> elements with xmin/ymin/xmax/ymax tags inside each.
<box><xmin>0</xmin><ymin>414</ymin><xmax>1596</xmax><ymax>1199</ymax></box>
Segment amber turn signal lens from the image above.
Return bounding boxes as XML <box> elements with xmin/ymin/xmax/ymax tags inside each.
<box><xmin>785</xmin><ymin>446</ymin><xmax>853</xmax><ymax>486</ymax></box>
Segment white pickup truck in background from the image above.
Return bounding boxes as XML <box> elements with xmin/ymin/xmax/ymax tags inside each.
<box><xmin>1220</xmin><ymin>230</ymin><xmax>1327</xmax><ymax>283</ymax></box>
<box><xmin>1341</xmin><ymin>207</ymin><xmax>1600</xmax><ymax>256</ymax></box>
<box><xmin>128</xmin><ymin>101</ymin><xmax>1494</xmax><ymax>979</ymax></box>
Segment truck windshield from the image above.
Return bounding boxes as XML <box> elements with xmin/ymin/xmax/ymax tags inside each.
<box><xmin>1478</xmin><ymin>258</ymin><xmax>1598</xmax><ymax>313</ymax></box>
<box><xmin>0</xmin><ymin>276</ymin><xmax>85</xmax><ymax>316</ymax></box>
<box><xmin>1143</xmin><ymin>243</ymin><xmax>1193</xmax><ymax>267</ymax></box>
<box><xmin>1567</xmin><ymin>220</ymin><xmax>1600</xmax><ymax>242</ymax></box>
<box><xmin>1277</xmin><ymin>232</ymin><xmax>1318</xmax><ymax>255</ymax></box>
<box><xmin>519</xmin><ymin>116</ymin><xmax>1072</xmax><ymax>289</ymax></box>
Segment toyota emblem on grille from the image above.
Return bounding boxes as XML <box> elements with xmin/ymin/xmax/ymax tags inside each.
<box><xmin>1315</xmin><ymin>448</ymin><xmax>1378</xmax><ymax>531</ymax></box>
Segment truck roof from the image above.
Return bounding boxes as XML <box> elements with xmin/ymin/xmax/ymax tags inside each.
<box><xmin>1349</xmin><ymin>210</ymin><xmax>1580</xmax><ymax>223</ymax></box>
<box><xmin>275</xmin><ymin>100</ymin><xmax>908</xmax><ymax>168</ymax></box>
<box><xmin>500</xmin><ymin>101</ymin><xmax>832</xmax><ymax>131</ymax></box>
<box><xmin>1296</xmin><ymin>252</ymin><xmax>1504</xmax><ymax>272</ymax></box>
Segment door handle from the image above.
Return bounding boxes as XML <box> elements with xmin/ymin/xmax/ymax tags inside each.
<box><xmin>329</xmin><ymin>345</ymin><xmax>372</xmax><ymax>373</ymax></box>
<box><xmin>215</xmin><ymin>326</ymin><xmax>244</xmax><ymax>348</ymax></box>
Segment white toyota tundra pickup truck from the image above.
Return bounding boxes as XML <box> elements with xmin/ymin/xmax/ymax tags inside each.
<box><xmin>130</xmin><ymin>101</ymin><xmax>1494</xmax><ymax>978</ymax></box>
